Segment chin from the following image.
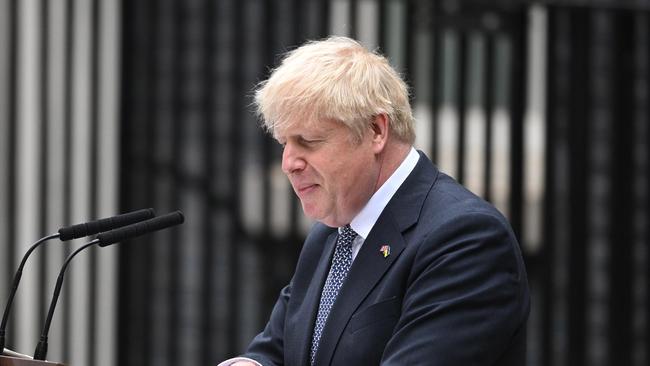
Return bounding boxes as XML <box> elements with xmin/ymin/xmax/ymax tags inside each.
<box><xmin>315</xmin><ymin>215</ymin><xmax>347</xmax><ymax>228</ymax></box>
<box><xmin>300</xmin><ymin>203</ymin><xmax>344</xmax><ymax>227</ymax></box>
<box><xmin>301</xmin><ymin>205</ymin><xmax>323</xmax><ymax>221</ymax></box>
<box><xmin>317</xmin><ymin>219</ymin><xmax>339</xmax><ymax>228</ymax></box>
<box><xmin>303</xmin><ymin>210</ymin><xmax>336</xmax><ymax>227</ymax></box>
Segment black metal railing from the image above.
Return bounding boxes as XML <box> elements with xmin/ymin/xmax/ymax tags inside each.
<box><xmin>117</xmin><ymin>1</ymin><xmax>650</xmax><ymax>365</ymax></box>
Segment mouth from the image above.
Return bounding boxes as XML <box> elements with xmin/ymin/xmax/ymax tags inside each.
<box><xmin>295</xmin><ymin>184</ymin><xmax>317</xmax><ymax>196</ymax></box>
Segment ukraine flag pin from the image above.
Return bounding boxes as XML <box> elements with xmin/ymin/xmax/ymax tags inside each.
<box><xmin>380</xmin><ymin>245</ymin><xmax>391</xmax><ymax>258</ymax></box>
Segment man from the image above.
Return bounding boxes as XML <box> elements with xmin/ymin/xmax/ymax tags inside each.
<box><xmin>220</xmin><ymin>36</ymin><xmax>529</xmax><ymax>366</ymax></box>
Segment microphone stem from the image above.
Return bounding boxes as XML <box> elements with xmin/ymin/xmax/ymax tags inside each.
<box><xmin>0</xmin><ymin>233</ymin><xmax>59</xmax><ymax>351</ymax></box>
<box><xmin>34</xmin><ymin>239</ymin><xmax>99</xmax><ymax>361</ymax></box>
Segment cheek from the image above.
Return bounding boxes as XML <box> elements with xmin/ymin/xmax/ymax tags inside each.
<box><xmin>314</xmin><ymin>144</ymin><xmax>373</xmax><ymax>195</ymax></box>
<box><xmin>336</xmin><ymin>165</ymin><xmax>374</xmax><ymax>200</ymax></box>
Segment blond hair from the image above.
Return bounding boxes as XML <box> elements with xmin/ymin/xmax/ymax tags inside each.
<box><xmin>254</xmin><ymin>36</ymin><xmax>415</xmax><ymax>144</ymax></box>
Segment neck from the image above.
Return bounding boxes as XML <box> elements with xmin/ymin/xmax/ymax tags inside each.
<box><xmin>373</xmin><ymin>142</ymin><xmax>411</xmax><ymax>193</ymax></box>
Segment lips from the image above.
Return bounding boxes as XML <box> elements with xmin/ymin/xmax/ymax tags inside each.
<box><xmin>296</xmin><ymin>184</ymin><xmax>317</xmax><ymax>193</ymax></box>
<box><xmin>293</xmin><ymin>182</ymin><xmax>318</xmax><ymax>198</ymax></box>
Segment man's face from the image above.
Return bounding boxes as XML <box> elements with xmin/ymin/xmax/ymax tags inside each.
<box><xmin>278</xmin><ymin>119</ymin><xmax>380</xmax><ymax>228</ymax></box>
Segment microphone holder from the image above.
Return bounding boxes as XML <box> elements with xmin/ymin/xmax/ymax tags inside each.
<box><xmin>0</xmin><ymin>233</ymin><xmax>60</xmax><ymax>352</ymax></box>
<box><xmin>33</xmin><ymin>240</ymin><xmax>99</xmax><ymax>361</ymax></box>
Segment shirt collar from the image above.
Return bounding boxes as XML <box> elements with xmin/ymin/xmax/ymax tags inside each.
<box><xmin>346</xmin><ymin>147</ymin><xmax>420</xmax><ymax>239</ymax></box>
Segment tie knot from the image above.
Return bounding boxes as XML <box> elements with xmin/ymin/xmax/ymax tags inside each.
<box><xmin>338</xmin><ymin>225</ymin><xmax>357</xmax><ymax>246</ymax></box>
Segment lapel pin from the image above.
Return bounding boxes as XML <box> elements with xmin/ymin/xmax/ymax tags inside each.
<box><xmin>380</xmin><ymin>245</ymin><xmax>391</xmax><ymax>258</ymax></box>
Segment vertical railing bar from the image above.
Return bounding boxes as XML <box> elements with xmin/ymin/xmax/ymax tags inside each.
<box><xmin>87</xmin><ymin>0</ymin><xmax>100</xmax><ymax>363</ymax></box>
<box><xmin>349</xmin><ymin>0</ymin><xmax>358</xmax><ymax>40</ymax></box>
<box><xmin>645</xmin><ymin>11</ymin><xmax>650</xmax><ymax>363</ymax></box>
<box><xmin>608</xmin><ymin>11</ymin><xmax>635</xmax><ymax>365</ymax></box>
<box><xmin>508</xmin><ymin>8</ymin><xmax>527</xmax><ymax>243</ymax></box>
<box><xmin>293</xmin><ymin>0</ymin><xmax>305</xmax><ymax>41</ymax></box>
<box><xmin>117</xmin><ymin>0</ymin><xmax>130</xmax><ymax>361</ymax></box>
<box><xmin>378</xmin><ymin>0</ymin><xmax>387</xmax><ymax>51</ymax></box>
<box><xmin>483</xmin><ymin>32</ymin><xmax>494</xmax><ymax>201</ymax></box>
<box><xmin>140</xmin><ymin>0</ymin><xmax>158</xmax><ymax>364</ymax></box>
<box><xmin>62</xmin><ymin>0</ymin><xmax>75</xmax><ymax>360</ymax></box>
<box><xmin>38</xmin><ymin>0</ymin><xmax>50</xmax><ymax>330</ymax></box>
<box><xmin>227</xmin><ymin>0</ymin><xmax>245</xmax><ymax>355</ymax></box>
<box><xmin>541</xmin><ymin>8</ymin><xmax>557</xmax><ymax>366</ymax></box>
<box><xmin>319</xmin><ymin>0</ymin><xmax>331</xmax><ymax>38</ymax></box>
<box><xmin>404</xmin><ymin>0</ymin><xmax>415</xmax><ymax>92</ymax></box>
<box><xmin>5</xmin><ymin>0</ymin><xmax>18</xmax><ymax>344</ymax></box>
<box><xmin>169</xmin><ymin>0</ymin><xmax>183</xmax><ymax>363</ymax></box>
<box><xmin>456</xmin><ymin>31</ymin><xmax>467</xmax><ymax>184</ymax></box>
<box><xmin>201</xmin><ymin>0</ymin><xmax>217</xmax><ymax>362</ymax></box>
<box><xmin>430</xmin><ymin>8</ymin><xmax>441</xmax><ymax>164</ymax></box>
<box><xmin>259</xmin><ymin>0</ymin><xmax>278</xmax><ymax>319</ymax></box>
<box><xmin>645</xmin><ymin>12</ymin><xmax>650</xmax><ymax>365</ymax></box>
<box><xmin>567</xmin><ymin>8</ymin><xmax>589</xmax><ymax>366</ymax></box>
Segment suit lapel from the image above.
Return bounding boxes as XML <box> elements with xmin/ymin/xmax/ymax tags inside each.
<box><xmin>312</xmin><ymin>152</ymin><xmax>438</xmax><ymax>366</ymax></box>
<box><xmin>313</xmin><ymin>210</ymin><xmax>406</xmax><ymax>366</ymax></box>
<box><xmin>289</xmin><ymin>230</ymin><xmax>339</xmax><ymax>366</ymax></box>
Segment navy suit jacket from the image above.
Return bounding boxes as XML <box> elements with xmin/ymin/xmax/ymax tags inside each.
<box><xmin>242</xmin><ymin>152</ymin><xmax>530</xmax><ymax>365</ymax></box>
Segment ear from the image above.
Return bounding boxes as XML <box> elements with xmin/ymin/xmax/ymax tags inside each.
<box><xmin>370</xmin><ymin>114</ymin><xmax>389</xmax><ymax>154</ymax></box>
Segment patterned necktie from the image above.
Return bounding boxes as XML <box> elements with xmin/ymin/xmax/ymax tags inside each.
<box><xmin>310</xmin><ymin>225</ymin><xmax>357</xmax><ymax>365</ymax></box>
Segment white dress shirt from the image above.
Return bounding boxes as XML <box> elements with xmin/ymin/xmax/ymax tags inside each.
<box><xmin>347</xmin><ymin>147</ymin><xmax>419</xmax><ymax>260</ymax></box>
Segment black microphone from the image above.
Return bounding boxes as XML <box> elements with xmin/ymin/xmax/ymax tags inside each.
<box><xmin>95</xmin><ymin>210</ymin><xmax>184</xmax><ymax>247</ymax></box>
<box><xmin>0</xmin><ymin>208</ymin><xmax>155</xmax><ymax>353</ymax></box>
<box><xmin>58</xmin><ymin>208</ymin><xmax>155</xmax><ymax>241</ymax></box>
<box><xmin>33</xmin><ymin>211</ymin><xmax>185</xmax><ymax>360</ymax></box>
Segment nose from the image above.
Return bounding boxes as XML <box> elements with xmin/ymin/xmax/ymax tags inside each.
<box><xmin>281</xmin><ymin>142</ymin><xmax>306</xmax><ymax>174</ymax></box>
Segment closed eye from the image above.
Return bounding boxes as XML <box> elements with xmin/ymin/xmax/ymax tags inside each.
<box><xmin>277</xmin><ymin>135</ymin><xmax>325</xmax><ymax>150</ymax></box>
<box><xmin>297</xmin><ymin>136</ymin><xmax>323</xmax><ymax>147</ymax></box>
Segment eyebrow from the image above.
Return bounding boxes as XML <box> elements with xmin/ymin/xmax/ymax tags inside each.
<box><xmin>275</xmin><ymin>122</ymin><xmax>336</xmax><ymax>141</ymax></box>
